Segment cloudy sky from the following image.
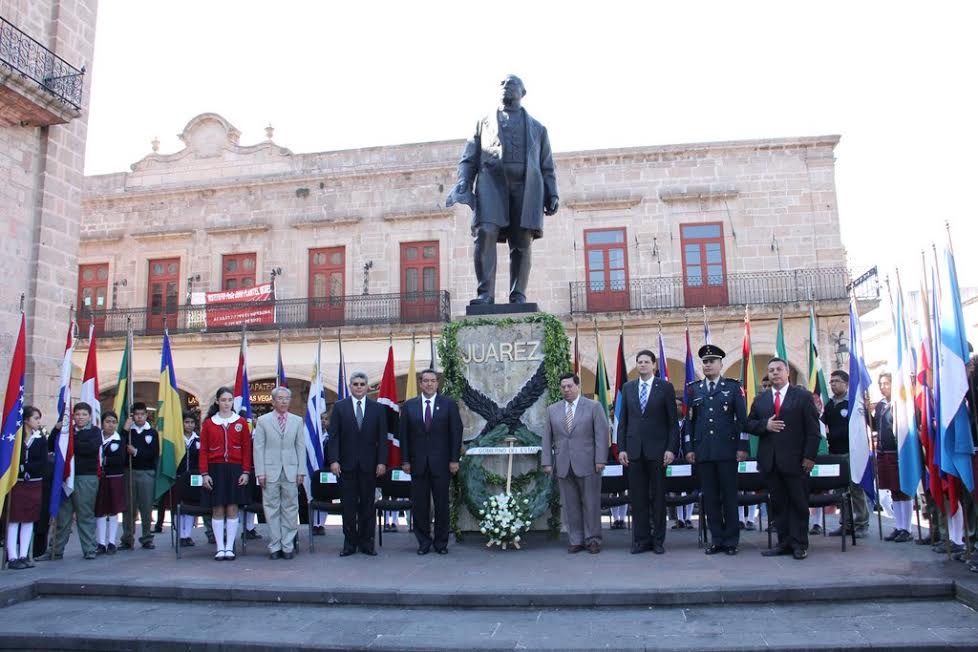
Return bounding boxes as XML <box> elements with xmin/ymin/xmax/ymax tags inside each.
<box><xmin>84</xmin><ymin>1</ymin><xmax>978</xmax><ymax>288</ymax></box>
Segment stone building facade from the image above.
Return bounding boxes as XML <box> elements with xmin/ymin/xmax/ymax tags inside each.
<box><xmin>0</xmin><ymin>0</ymin><xmax>98</xmax><ymax>417</ymax></box>
<box><xmin>74</xmin><ymin>112</ymin><xmax>877</xmax><ymax>415</ymax></box>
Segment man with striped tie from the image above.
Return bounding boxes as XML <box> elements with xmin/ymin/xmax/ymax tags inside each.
<box><xmin>542</xmin><ymin>373</ymin><xmax>609</xmax><ymax>554</ymax></box>
<box><xmin>617</xmin><ymin>350</ymin><xmax>680</xmax><ymax>555</ymax></box>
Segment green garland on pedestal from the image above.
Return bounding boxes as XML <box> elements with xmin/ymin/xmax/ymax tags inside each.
<box><xmin>440</xmin><ymin>314</ymin><xmax>570</xmax><ymax>540</ymax></box>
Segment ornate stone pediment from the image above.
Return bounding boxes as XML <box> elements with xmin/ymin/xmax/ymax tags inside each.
<box><xmin>125</xmin><ymin>113</ymin><xmax>294</xmax><ymax>189</ymax></box>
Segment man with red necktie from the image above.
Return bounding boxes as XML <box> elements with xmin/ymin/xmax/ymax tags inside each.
<box><xmin>399</xmin><ymin>369</ymin><xmax>463</xmax><ymax>555</ymax></box>
<box><xmin>747</xmin><ymin>358</ymin><xmax>821</xmax><ymax>560</ymax></box>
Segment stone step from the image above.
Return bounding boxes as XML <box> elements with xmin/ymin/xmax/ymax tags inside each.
<box><xmin>8</xmin><ymin>576</ymin><xmax>954</xmax><ymax>609</ymax></box>
<box><xmin>1</xmin><ymin>596</ymin><xmax>976</xmax><ymax>651</ymax></box>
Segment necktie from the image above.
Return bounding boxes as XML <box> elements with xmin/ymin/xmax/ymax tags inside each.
<box><xmin>774</xmin><ymin>390</ymin><xmax>782</xmax><ymax>418</ymax></box>
<box><xmin>424</xmin><ymin>399</ymin><xmax>432</xmax><ymax>431</ymax></box>
<box><xmin>709</xmin><ymin>381</ymin><xmax>715</xmax><ymax>393</ymax></box>
<box><xmin>355</xmin><ymin>400</ymin><xmax>364</xmax><ymax>427</ymax></box>
<box><xmin>565</xmin><ymin>402</ymin><xmax>574</xmax><ymax>432</ymax></box>
<box><xmin>639</xmin><ymin>382</ymin><xmax>649</xmax><ymax>411</ymax></box>
<box><xmin>277</xmin><ymin>411</ymin><xmax>287</xmax><ymax>433</ymax></box>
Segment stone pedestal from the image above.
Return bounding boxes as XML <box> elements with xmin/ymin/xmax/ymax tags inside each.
<box><xmin>454</xmin><ymin>319</ymin><xmax>552</xmax><ymax>531</ymax></box>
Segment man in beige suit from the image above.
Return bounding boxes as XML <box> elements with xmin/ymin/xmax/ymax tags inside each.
<box><xmin>542</xmin><ymin>373</ymin><xmax>610</xmax><ymax>553</ymax></box>
<box><xmin>254</xmin><ymin>387</ymin><xmax>306</xmax><ymax>560</ymax></box>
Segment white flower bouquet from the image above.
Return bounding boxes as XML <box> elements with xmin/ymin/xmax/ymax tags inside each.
<box><xmin>478</xmin><ymin>492</ymin><xmax>531</xmax><ymax>549</ymax></box>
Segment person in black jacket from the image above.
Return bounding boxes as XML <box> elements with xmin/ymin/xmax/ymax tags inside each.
<box><xmin>616</xmin><ymin>349</ymin><xmax>680</xmax><ymax>555</ymax></box>
<box><xmin>43</xmin><ymin>402</ymin><xmax>101</xmax><ymax>560</ymax></box>
<box><xmin>747</xmin><ymin>358</ymin><xmax>821</xmax><ymax>560</ymax></box>
<box><xmin>400</xmin><ymin>368</ymin><xmax>463</xmax><ymax>555</ymax></box>
<box><xmin>5</xmin><ymin>405</ymin><xmax>46</xmax><ymax>569</ymax></box>
<box><xmin>176</xmin><ymin>412</ymin><xmax>202</xmax><ymax>547</ymax></box>
<box><xmin>120</xmin><ymin>402</ymin><xmax>159</xmax><ymax>550</ymax></box>
<box><xmin>326</xmin><ymin>371</ymin><xmax>388</xmax><ymax>557</ymax></box>
<box><xmin>94</xmin><ymin>411</ymin><xmax>127</xmax><ymax>554</ymax></box>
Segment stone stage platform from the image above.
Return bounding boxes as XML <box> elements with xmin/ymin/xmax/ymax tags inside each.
<box><xmin>3</xmin><ymin>516</ymin><xmax>978</xmax><ymax>650</ymax></box>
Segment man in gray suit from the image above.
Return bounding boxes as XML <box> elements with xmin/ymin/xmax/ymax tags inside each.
<box><xmin>253</xmin><ymin>387</ymin><xmax>306</xmax><ymax>560</ymax></box>
<box><xmin>542</xmin><ymin>373</ymin><xmax>609</xmax><ymax>554</ymax></box>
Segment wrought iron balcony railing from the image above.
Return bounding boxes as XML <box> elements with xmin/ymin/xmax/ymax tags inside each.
<box><xmin>0</xmin><ymin>16</ymin><xmax>85</xmax><ymax>109</ymax></box>
<box><xmin>79</xmin><ymin>291</ymin><xmax>452</xmax><ymax>338</ymax></box>
<box><xmin>569</xmin><ymin>267</ymin><xmax>879</xmax><ymax>314</ymax></box>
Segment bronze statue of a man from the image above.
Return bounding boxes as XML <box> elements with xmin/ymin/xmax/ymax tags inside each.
<box><xmin>446</xmin><ymin>75</ymin><xmax>559</xmax><ymax>305</ymax></box>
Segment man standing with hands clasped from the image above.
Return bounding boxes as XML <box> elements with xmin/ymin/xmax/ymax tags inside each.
<box><xmin>253</xmin><ymin>387</ymin><xmax>306</xmax><ymax>560</ymax></box>
<box><xmin>542</xmin><ymin>373</ymin><xmax>609</xmax><ymax>554</ymax></box>
<box><xmin>399</xmin><ymin>369</ymin><xmax>463</xmax><ymax>555</ymax></box>
<box><xmin>326</xmin><ymin>371</ymin><xmax>387</xmax><ymax>557</ymax></box>
<box><xmin>747</xmin><ymin>358</ymin><xmax>821</xmax><ymax>560</ymax></box>
<box><xmin>685</xmin><ymin>345</ymin><xmax>749</xmax><ymax>555</ymax></box>
<box><xmin>617</xmin><ymin>350</ymin><xmax>680</xmax><ymax>555</ymax></box>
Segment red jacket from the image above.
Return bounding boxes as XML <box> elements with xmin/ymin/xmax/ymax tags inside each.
<box><xmin>199</xmin><ymin>414</ymin><xmax>252</xmax><ymax>474</ymax></box>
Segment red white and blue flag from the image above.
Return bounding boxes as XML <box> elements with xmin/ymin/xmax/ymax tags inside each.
<box><xmin>50</xmin><ymin>320</ymin><xmax>77</xmax><ymax>518</ymax></box>
<box><xmin>80</xmin><ymin>324</ymin><xmax>100</xmax><ymax>428</ymax></box>
<box><xmin>682</xmin><ymin>326</ymin><xmax>696</xmax><ymax>417</ymax></box>
<box><xmin>233</xmin><ymin>328</ymin><xmax>252</xmax><ymax>424</ymax></box>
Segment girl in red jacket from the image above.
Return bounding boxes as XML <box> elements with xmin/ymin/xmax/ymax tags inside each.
<box><xmin>199</xmin><ymin>386</ymin><xmax>252</xmax><ymax>560</ymax></box>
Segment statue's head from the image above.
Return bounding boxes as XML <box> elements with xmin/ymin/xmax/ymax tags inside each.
<box><xmin>500</xmin><ymin>75</ymin><xmax>526</xmax><ymax>107</ymax></box>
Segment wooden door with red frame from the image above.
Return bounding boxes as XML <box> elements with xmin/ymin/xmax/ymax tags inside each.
<box><xmin>400</xmin><ymin>241</ymin><xmax>439</xmax><ymax>323</ymax></box>
<box><xmin>78</xmin><ymin>263</ymin><xmax>109</xmax><ymax>334</ymax></box>
<box><xmin>584</xmin><ymin>228</ymin><xmax>630</xmax><ymax>312</ymax></box>
<box><xmin>680</xmin><ymin>223</ymin><xmax>729</xmax><ymax>307</ymax></box>
<box><xmin>147</xmin><ymin>258</ymin><xmax>180</xmax><ymax>332</ymax></box>
<box><xmin>309</xmin><ymin>247</ymin><xmax>345</xmax><ymax>325</ymax></box>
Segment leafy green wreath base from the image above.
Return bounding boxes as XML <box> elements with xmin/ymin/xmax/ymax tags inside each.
<box><xmin>441</xmin><ymin>314</ymin><xmax>571</xmax><ymax>541</ymax></box>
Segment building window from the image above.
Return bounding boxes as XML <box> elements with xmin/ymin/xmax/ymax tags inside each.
<box><xmin>400</xmin><ymin>240</ymin><xmax>439</xmax><ymax>322</ymax></box>
<box><xmin>584</xmin><ymin>228</ymin><xmax>629</xmax><ymax>312</ymax></box>
<box><xmin>77</xmin><ymin>263</ymin><xmax>109</xmax><ymax>331</ymax></box>
<box><xmin>222</xmin><ymin>253</ymin><xmax>257</xmax><ymax>290</ymax></box>
<box><xmin>147</xmin><ymin>258</ymin><xmax>180</xmax><ymax>332</ymax></box>
<box><xmin>680</xmin><ymin>222</ymin><xmax>728</xmax><ymax>307</ymax></box>
<box><xmin>309</xmin><ymin>247</ymin><xmax>345</xmax><ymax>325</ymax></box>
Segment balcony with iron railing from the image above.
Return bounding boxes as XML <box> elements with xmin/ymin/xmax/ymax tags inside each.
<box><xmin>0</xmin><ymin>15</ymin><xmax>85</xmax><ymax>126</ymax></box>
<box><xmin>80</xmin><ymin>291</ymin><xmax>452</xmax><ymax>338</ymax></box>
<box><xmin>569</xmin><ymin>266</ymin><xmax>879</xmax><ymax>314</ymax></box>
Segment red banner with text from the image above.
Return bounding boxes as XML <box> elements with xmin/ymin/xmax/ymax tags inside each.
<box><xmin>205</xmin><ymin>283</ymin><xmax>274</xmax><ymax>328</ymax></box>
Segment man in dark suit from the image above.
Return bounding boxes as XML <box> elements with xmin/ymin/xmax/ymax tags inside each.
<box><xmin>617</xmin><ymin>349</ymin><xmax>680</xmax><ymax>554</ymax></box>
<box><xmin>747</xmin><ymin>357</ymin><xmax>821</xmax><ymax>560</ymax></box>
<box><xmin>326</xmin><ymin>371</ymin><xmax>388</xmax><ymax>557</ymax></box>
<box><xmin>400</xmin><ymin>368</ymin><xmax>463</xmax><ymax>555</ymax></box>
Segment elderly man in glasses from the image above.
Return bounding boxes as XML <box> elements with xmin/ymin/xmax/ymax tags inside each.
<box><xmin>326</xmin><ymin>371</ymin><xmax>388</xmax><ymax>557</ymax></box>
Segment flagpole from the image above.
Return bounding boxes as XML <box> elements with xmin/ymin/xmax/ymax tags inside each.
<box><xmin>931</xmin><ymin>242</ymin><xmax>957</xmax><ymax>559</ymax></box>
<box><xmin>276</xmin><ymin>329</ymin><xmax>283</xmax><ymax>389</ymax></box>
<box><xmin>126</xmin><ymin>315</ymin><xmax>137</xmax><ymax>552</ymax></box>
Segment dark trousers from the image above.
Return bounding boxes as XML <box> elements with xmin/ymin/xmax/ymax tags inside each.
<box><xmin>410</xmin><ymin>468</ymin><xmax>450</xmax><ymax>550</ymax></box>
<box><xmin>765</xmin><ymin>470</ymin><xmax>810</xmax><ymax>551</ymax></box>
<box><xmin>339</xmin><ymin>469</ymin><xmax>376</xmax><ymax>550</ymax></box>
<box><xmin>628</xmin><ymin>457</ymin><xmax>667</xmax><ymax>546</ymax></box>
<box><xmin>472</xmin><ymin>174</ymin><xmax>533</xmax><ymax>302</ymax></box>
<box><xmin>700</xmin><ymin>460</ymin><xmax>740</xmax><ymax>548</ymax></box>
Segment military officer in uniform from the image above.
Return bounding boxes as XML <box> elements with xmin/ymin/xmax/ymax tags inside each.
<box><xmin>684</xmin><ymin>345</ymin><xmax>749</xmax><ymax>555</ymax></box>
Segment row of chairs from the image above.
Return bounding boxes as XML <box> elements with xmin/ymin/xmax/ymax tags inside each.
<box><xmin>601</xmin><ymin>453</ymin><xmax>857</xmax><ymax>551</ymax></box>
<box><xmin>172</xmin><ymin>454</ymin><xmax>856</xmax><ymax>556</ymax></box>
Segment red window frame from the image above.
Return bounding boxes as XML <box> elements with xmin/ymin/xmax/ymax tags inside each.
<box><xmin>583</xmin><ymin>227</ymin><xmax>630</xmax><ymax>312</ymax></box>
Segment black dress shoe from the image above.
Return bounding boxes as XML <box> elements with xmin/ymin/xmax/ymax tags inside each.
<box><xmin>339</xmin><ymin>548</ymin><xmax>357</xmax><ymax>557</ymax></box>
<box><xmin>417</xmin><ymin>545</ymin><xmax>431</xmax><ymax>555</ymax></box>
<box><xmin>630</xmin><ymin>542</ymin><xmax>652</xmax><ymax>554</ymax></box>
<box><xmin>282</xmin><ymin>551</ymin><xmax>294</xmax><ymax>560</ymax></box>
<box><xmin>469</xmin><ymin>295</ymin><xmax>494</xmax><ymax>305</ymax></box>
<box><xmin>435</xmin><ymin>547</ymin><xmax>448</xmax><ymax>555</ymax></box>
<box><xmin>762</xmin><ymin>546</ymin><xmax>791</xmax><ymax>557</ymax></box>
<box><xmin>269</xmin><ymin>551</ymin><xmax>282</xmax><ymax>560</ymax></box>
<box><xmin>704</xmin><ymin>544</ymin><xmax>725</xmax><ymax>555</ymax></box>
<box><xmin>359</xmin><ymin>546</ymin><xmax>378</xmax><ymax>556</ymax></box>
<box><xmin>141</xmin><ymin>541</ymin><xmax>155</xmax><ymax>550</ymax></box>
<box><xmin>312</xmin><ymin>526</ymin><xmax>326</xmax><ymax>536</ymax></box>
<box><xmin>652</xmin><ymin>544</ymin><xmax>665</xmax><ymax>555</ymax></box>
<box><xmin>118</xmin><ymin>542</ymin><xmax>133</xmax><ymax>551</ymax></box>
<box><xmin>725</xmin><ymin>546</ymin><xmax>738</xmax><ymax>555</ymax></box>
<box><xmin>792</xmin><ymin>549</ymin><xmax>808</xmax><ymax>560</ymax></box>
